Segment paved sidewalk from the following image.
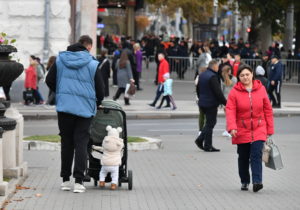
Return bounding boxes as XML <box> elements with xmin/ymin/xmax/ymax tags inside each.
<box><xmin>3</xmin><ymin>134</ymin><xmax>300</xmax><ymax>210</ymax></box>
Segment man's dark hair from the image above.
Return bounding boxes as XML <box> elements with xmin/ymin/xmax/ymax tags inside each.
<box><xmin>237</xmin><ymin>64</ymin><xmax>254</xmax><ymax>81</ymax></box>
<box><xmin>78</xmin><ymin>35</ymin><xmax>93</xmax><ymax>46</ymax></box>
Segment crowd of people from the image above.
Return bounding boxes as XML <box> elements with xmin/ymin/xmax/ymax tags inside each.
<box><xmin>98</xmin><ymin>33</ymin><xmax>300</xmax><ymax>83</ymax></box>
<box><xmin>99</xmin><ymin>33</ymin><xmax>300</xmax><ymax>61</ymax></box>
<box><xmin>18</xmin><ymin>33</ymin><xmax>288</xmax><ymax>194</ymax></box>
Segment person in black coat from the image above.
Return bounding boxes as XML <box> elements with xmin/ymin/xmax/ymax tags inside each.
<box><xmin>195</xmin><ymin>60</ymin><xmax>227</xmax><ymax>152</ymax></box>
<box><xmin>98</xmin><ymin>48</ymin><xmax>111</xmax><ymax>97</ymax></box>
<box><xmin>240</xmin><ymin>42</ymin><xmax>253</xmax><ymax>59</ymax></box>
<box><xmin>167</xmin><ymin>41</ymin><xmax>179</xmax><ymax>73</ymax></box>
<box><xmin>177</xmin><ymin>41</ymin><xmax>189</xmax><ymax>79</ymax></box>
<box><xmin>218</xmin><ymin>54</ymin><xmax>232</xmax><ymax>82</ymax></box>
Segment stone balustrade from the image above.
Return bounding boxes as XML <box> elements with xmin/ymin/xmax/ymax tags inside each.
<box><xmin>0</xmin><ymin>106</ymin><xmax>27</xmax><ymax>196</ymax></box>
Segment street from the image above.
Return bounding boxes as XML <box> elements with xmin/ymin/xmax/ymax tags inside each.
<box><xmin>24</xmin><ymin>116</ymin><xmax>300</xmax><ymax>137</ymax></box>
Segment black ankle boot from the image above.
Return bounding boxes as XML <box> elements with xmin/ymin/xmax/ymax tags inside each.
<box><xmin>253</xmin><ymin>183</ymin><xmax>263</xmax><ymax>192</ymax></box>
<box><xmin>124</xmin><ymin>98</ymin><xmax>130</xmax><ymax>105</ymax></box>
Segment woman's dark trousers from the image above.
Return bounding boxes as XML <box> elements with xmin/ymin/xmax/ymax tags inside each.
<box><xmin>113</xmin><ymin>87</ymin><xmax>129</xmax><ymax>104</ymax></box>
<box><xmin>237</xmin><ymin>141</ymin><xmax>264</xmax><ymax>184</ymax></box>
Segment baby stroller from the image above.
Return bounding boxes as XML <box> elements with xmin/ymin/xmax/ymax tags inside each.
<box><xmin>84</xmin><ymin>100</ymin><xmax>133</xmax><ymax>190</ymax></box>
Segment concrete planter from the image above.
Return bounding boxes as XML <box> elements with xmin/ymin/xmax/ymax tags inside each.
<box><xmin>23</xmin><ymin>137</ymin><xmax>163</xmax><ymax>151</ymax></box>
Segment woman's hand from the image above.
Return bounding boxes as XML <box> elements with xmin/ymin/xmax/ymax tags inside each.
<box><xmin>130</xmin><ymin>79</ymin><xmax>135</xmax><ymax>83</ymax></box>
<box><xmin>230</xmin><ymin>129</ymin><xmax>237</xmax><ymax>137</ymax></box>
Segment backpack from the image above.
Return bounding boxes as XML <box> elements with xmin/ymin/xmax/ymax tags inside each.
<box><xmin>37</xmin><ymin>65</ymin><xmax>45</xmax><ymax>81</ymax></box>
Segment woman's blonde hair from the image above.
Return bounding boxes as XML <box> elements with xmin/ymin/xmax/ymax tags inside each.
<box><xmin>133</xmin><ymin>43</ymin><xmax>141</xmax><ymax>51</ymax></box>
<box><xmin>222</xmin><ymin>65</ymin><xmax>233</xmax><ymax>86</ymax></box>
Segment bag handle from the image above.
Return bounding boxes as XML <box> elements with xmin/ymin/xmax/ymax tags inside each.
<box><xmin>266</xmin><ymin>136</ymin><xmax>274</xmax><ymax>145</ymax></box>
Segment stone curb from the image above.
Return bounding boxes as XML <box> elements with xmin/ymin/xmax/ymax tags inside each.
<box><xmin>20</xmin><ymin>111</ymin><xmax>300</xmax><ymax>121</ymax></box>
<box><xmin>23</xmin><ymin>137</ymin><xmax>163</xmax><ymax>151</ymax></box>
<box><xmin>128</xmin><ymin>137</ymin><xmax>163</xmax><ymax>150</ymax></box>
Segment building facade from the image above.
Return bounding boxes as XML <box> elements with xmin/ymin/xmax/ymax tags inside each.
<box><xmin>0</xmin><ymin>0</ymin><xmax>97</xmax><ymax>68</ymax></box>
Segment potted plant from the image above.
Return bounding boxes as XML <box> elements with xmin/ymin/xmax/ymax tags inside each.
<box><xmin>0</xmin><ymin>32</ymin><xmax>24</xmax><ymax>101</ymax></box>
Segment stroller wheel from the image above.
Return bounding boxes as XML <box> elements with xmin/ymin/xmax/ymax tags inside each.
<box><xmin>128</xmin><ymin>170</ymin><xmax>133</xmax><ymax>190</ymax></box>
<box><xmin>94</xmin><ymin>179</ymin><xmax>98</xmax><ymax>187</ymax></box>
<box><xmin>83</xmin><ymin>174</ymin><xmax>91</xmax><ymax>182</ymax></box>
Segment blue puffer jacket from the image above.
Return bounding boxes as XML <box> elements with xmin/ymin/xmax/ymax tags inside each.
<box><xmin>163</xmin><ymin>78</ymin><xmax>173</xmax><ymax>96</ymax></box>
<box><xmin>56</xmin><ymin>50</ymin><xmax>99</xmax><ymax>118</ymax></box>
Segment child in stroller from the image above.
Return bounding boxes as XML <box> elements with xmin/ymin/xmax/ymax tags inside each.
<box><xmin>92</xmin><ymin>125</ymin><xmax>124</xmax><ymax>190</ymax></box>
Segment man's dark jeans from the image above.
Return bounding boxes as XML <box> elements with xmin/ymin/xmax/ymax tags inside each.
<box><xmin>198</xmin><ymin>106</ymin><xmax>218</xmax><ymax>149</ymax></box>
<box><xmin>237</xmin><ymin>140</ymin><xmax>264</xmax><ymax>184</ymax></box>
<box><xmin>58</xmin><ymin>112</ymin><xmax>92</xmax><ymax>182</ymax></box>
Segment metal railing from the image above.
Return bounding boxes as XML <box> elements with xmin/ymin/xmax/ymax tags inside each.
<box><xmin>242</xmin><ymin>59</ymin><xmax>300</xmax><ymax>84</ymax></box>
<box><xmin>102</xmin><ymin>55</ymin><xmax>300</xmax><ymax>84</ymax></box>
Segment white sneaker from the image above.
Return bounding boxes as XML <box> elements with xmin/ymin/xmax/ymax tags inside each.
<box><xmin>73</xmin><ymin>183</ymin><xmax>86</xmax><ymax>193</ymax></box>
<box><xmin>222</xmin><ymin>130</ymin><xmax>232</xmax><ymax>137</ymax></box>
<box><xmin>61</xmin><ymin>181</ymin><xmax>72</xmax><ymax>191</ymax></box>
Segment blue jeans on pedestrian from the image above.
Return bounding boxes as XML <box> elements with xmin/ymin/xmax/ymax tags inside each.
<box><xmin>237</xmin><ymin>140</ymin><xmax>264</xmax><ymax>184</ymax></box>
<box><xmin>151</xmin><ymin>84</ymin><xmax>164</xmax><ymax>106</ymax></box>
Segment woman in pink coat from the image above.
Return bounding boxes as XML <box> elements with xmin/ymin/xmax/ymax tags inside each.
<box><xmin>225</xmin><ymin>64</ymin><xmax>274</xmax><ymax>193</ymax></box>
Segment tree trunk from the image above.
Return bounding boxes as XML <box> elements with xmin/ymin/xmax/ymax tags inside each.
<box><xmin>248</xmin><ymin>14</ymin><xmax>259</xmax><ymax>44</ymax></box>
<box><xmin>294</xmin><ymin>11</ymin><xmax>300</xmax><ymax>56</ymax></box>
<box><xmin>126</xmin><ymin>6</ymin><xmax>135</xmax><ymax>39</ymax></box>
<box><xmin>283</xmin><ymin>3</ymin><xmax>294</xmax><ymax>52</ymax></box>
<box><xmin>258</xmin><ymin>22</ymin><xmax>272</xmax><ymax>53</ymax></box>
<box><xmin>187</xmin><ymin>15</ymin><xmax>193</xmax><ymax>40</ymax></box>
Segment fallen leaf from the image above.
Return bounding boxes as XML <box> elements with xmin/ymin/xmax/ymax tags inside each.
<box><xmin>16</xmin><ymin>185</ymin><xmax>30</xmax><ymax>190</ymax></box>
<box><xmin>13</xmin><ymin>198</ymin><xmax>24</xmax><ymax>202</ymax></box>
<box><xmin>171</xmin><ymin>174</ymin><xmax>176</xmax><ymax>176</ymax></box>
<box><xmin>197</xmin><ymin>184</ymin><xmax>202</xmax><ymax>188</ymax></box>
<box><xmin>35</xmin><ymin>193</ymin><xmax>43</xmax><ymax>197</ymax></box>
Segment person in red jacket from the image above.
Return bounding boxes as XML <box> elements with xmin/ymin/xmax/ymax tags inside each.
<box><xmin>226</xmin><ymin>64</ymin><xmax>274</xmax><ymax>193</ymax></box>
<box><xmin>232</xmin><ymin>53</ymin><xmax>241</xmax><ymax>77</ymax></box>
<box><xmin>24</xmin><ymin>55</ymin><xmax>38</xmax><ymax>105</ymax></box>
<box><xmin>148</xmin><ymin>53</ymin><xmax>169</xmax><ymax>107</ymax></box>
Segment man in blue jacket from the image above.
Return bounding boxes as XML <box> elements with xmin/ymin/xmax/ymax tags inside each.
<box><xmin>46</xmin><ymin>35</ymin><xmax>104</xmax><ymax>193</ymax></box>
<box><xmin>268</xmin><ymin>55</ymin><xmax>283</xmax><ymax>108</ymax></box>
<box><xmin>195</xmin><ymin>60</ymin><xmax>227</xmax><ymax>152</ymax></box>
